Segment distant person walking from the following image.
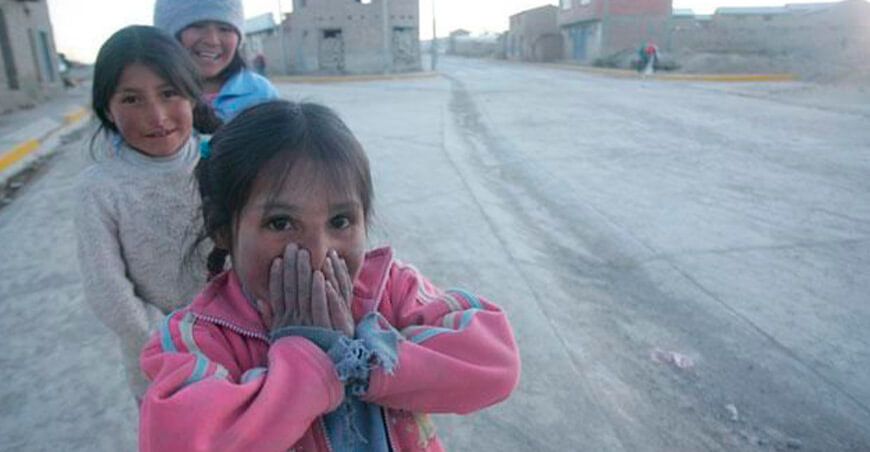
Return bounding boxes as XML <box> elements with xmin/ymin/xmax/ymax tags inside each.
<box><xmin>638</xmin><ymin>43</ymin><xmax>648</xmax><ymax>73</ymax></box>
<box><xmin>253</xmin><ymin>53</ymin><xmax>267</xmax><ymax>76</ymax></box>
<box><xmin>643</xmin><ymin>41</ymin><xmax>659</xmax><ymax>75</ymax></box>
<box><xmin>154</xmin><ymin>0</ymin><xmax>279</xmax><ymax>122</ymax></box>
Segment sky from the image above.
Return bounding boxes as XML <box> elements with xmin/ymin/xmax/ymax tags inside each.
<box><xmin>47</xmin><ymin>0</ymin><xmax>843</xmax><ymax>63</ymax></box>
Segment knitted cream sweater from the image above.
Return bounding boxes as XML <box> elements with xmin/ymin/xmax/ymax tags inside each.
<box><xmin>75</xmin><ymin>137</ymin><xmax>209</xmax><ymax>398</ymax></box>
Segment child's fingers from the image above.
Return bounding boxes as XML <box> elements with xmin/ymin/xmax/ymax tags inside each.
<box><xmin>256</xmin><ymin>298</ymin><xmax>274</xmax><ymax>331</ymax></box>
<box><xmin>324</xmin><ymin>253</ymin><xmax>341</xmax><ymax>297</ymax></box>
<box><xmin>310</xmin><ymin>271</ymin><xmax>330</xmax><ymax>329</ymax></box>
<box><xmin>282</xmin><ymin>243</ymin><xmax>299</xmax><ymax>307</ymax></box>
<box><xmin>336</xmin><ymin>256</ymin><xmax>353</xmax><ymax>305</ymax></box>
<box><xmin>326</xmin><ymin>280</ymin><xmax>354</xmax><ymax>337</ymax></box>
<box><xmin>296</xmin><ymin>248</ymin><xmax>313</xmax><ymax>324</ymax></box>
<box><xmin>268</xmin><ymin>257</ymin><xmax>283</xmax><ymax>329</ymax></box>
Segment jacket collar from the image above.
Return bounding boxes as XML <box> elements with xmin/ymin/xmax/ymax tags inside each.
<box><xmin>218</xmin><ymin>70</ymin><xmax>260</xmax><ymax>99</ymax></box>
<box><xmin>352</xmin><ymin>247</ymin><xmax>393</xmax><ymax>314</ymax></box>
<box><xmin>191</xmin><ymin>247</ymin><xmax>396</xmax><ymax>332</ymax></box>
<box><xmin>192</xmin><ymin>271</ymin><xmax>267</xmax><ymax>336</ymax></box>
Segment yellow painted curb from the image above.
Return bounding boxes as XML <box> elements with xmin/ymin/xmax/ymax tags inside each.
<box><xmin>654</xmin><ymin>73</ymin><xmax>797</xmax><ymax>82</ymax></box>
<box><xmin>64</xmin><ymin>108</ymin><xmax>90</xmax><ymax>124</ymax></box>
<box><xmin>0</xmin><ymin>139</ymin><xmax>40</xmax><ymax>174</ymax></box>
<box><xmin>274</xmin><ymin>71</ymin><xmax>439</xmax><ymax>84</ymax></box>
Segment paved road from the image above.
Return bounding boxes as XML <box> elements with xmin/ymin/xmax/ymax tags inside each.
<box><xmin>1</xmin><ymin>57</ymin><xmax>868</xmax><ymax>451</ymax></box>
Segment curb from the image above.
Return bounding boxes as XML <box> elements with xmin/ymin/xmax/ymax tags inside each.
<box><xmin>534</xmin><ymin>61</ymin><xmax>797</xmax><ymax>83</ymax></box>
<box><xmin>0</xmin><ymin>106</ymin><xmax>92</xmax><ymax>187</ymax></box>
<box><xmin>273</xmin><ymin>71</ymin><xmax>439</xmax><ymax>84</ymax></box>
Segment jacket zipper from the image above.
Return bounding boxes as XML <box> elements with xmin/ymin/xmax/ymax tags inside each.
<box><xmin>383</xmin><ymin>407</ymin><xmax>401</xmax><ymax>452</ymax></box>
<box><xmin>193</xmin><ymin>313</ymin><xmax>270</xmax><ymax>343</ymax></box>
<box><xmin>319</xmin><ymin>417</ymin><xmax>335</xmax><ymax>452</ymax></box>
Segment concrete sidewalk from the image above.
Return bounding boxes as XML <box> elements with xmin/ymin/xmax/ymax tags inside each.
<box><xmin>0</xmin><ymin>85</ymin><xmax>92</xmax><ymax>187</ymax></box>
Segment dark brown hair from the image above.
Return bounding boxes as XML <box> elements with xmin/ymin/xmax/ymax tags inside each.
<box><xmin>192</xmin><ymin>100</ymin><xmax>373</xmax><ymax>277</ymax></box>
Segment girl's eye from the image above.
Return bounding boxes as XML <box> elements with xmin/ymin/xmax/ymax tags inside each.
<box><xmin>267</xmin><ymin>217</ymin><xmax>294</xmax><ymax>232</ymax></box>
<box><xmin>218</xmin><ymin>25</ymin><xmax>235</xmax><ymax>34</ymax></box>
<box><xmin>330</xmin><ymin>215</ymin><xmax>351</xmax><ymax>230</ymax></box>
<box><xmin>161</xmin><ymin>89</ymin><xmax>180</xmax><ymax>99</ymax></box>
<box><xmin>120</xmin><ymin>95</ymin><xmax>138</xmax><ymax>104</ymax></box>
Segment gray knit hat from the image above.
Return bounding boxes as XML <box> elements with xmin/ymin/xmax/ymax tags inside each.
<box><xmin>154</xmin><ymin>0</ymin><xmax>245</xmax><ymax>39</ymax></box>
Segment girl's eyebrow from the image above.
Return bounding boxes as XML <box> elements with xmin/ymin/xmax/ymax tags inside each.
<box><xmin>116</xmin><ymin>83</ymin><xmax>174</xmax><ymax>92</ymax></box>
<box><xmin>258</xmin><ymin>200</ymin><xmax>361</xmax><ymax>213</ymax></box>
<box><xmin>258</xmin><ymin>201</ymin><xmax>299</xmax><ymax>213</ymax></box>
<box><xmin>330</xmin><ymin>201</ymin><xmax>362</xmax><ymax>213</ymax></box>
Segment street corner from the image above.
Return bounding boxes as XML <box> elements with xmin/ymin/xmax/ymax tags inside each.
<box><xmin>0</xmin><ymin>140</ymin><xmax>40</xmax><ymax>174</ymax></box>
<box><xmin>64</xmin><ymin>107</ymin><xmax>91</xmax><ymax>125</ymax></box>
<box><xmin>0</xmin><ymin>106</ymin><xmax>92</xmax><ymax>187</ymax></box>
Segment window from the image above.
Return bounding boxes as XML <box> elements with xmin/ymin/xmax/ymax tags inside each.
<box><xmin>0</xmin><ymin>7</ymin><xmax>19</xmax><ymax>90</ymax></box>
<box><xmin>561</xmin><ymin>0</ymin><xmax>571</xmax><ymax>10</ymax></box>
<box><xmin>39</xmin><ymin>31</ymin><xmax>55</xmax><ymax>83</ymax></box>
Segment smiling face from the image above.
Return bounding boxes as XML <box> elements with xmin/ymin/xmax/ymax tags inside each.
<box><xmin>107</xmin><ymin>63</ymin><xmax>193</xmax><ymax>157</ymax></box>
<box><xmin>229</xmin><ymin>157</ymin><xmax>368</xmax><ymax>303</ymax></box>
<box><xmin>178</xmin><ymin>21</ymin><xmax>239</xmax><ymax>83</ymax></box>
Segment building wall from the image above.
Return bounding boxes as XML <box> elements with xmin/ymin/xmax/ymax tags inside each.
<box><xmin>557</xmin><ymin>0</ymin><xmax>604</xmax><ymax>25</ymax></box>
<box><xmin>561</xmin><ymin>21</ymin><xmax>603</xmax><ymax>61</ymax></box>
<box><xmin>449</xmin><ymin>35</ymin><xmax>500</xmax><ymax>58</ymax></box>
<box><xmin>667</xmin><ymin>0</ymin><xmax>870</xmax><ymax>78</ymax></box>
<box><xmin>0</xmin><ymin>0</ymin><xmax>61</xmax><ymax>113</ymax></box>
<box><xmin>606</xmin><ymin>14</ymin><xmax>670</xmax><ymax>53</ymax></box>
<box><xmin>508</xmin><ymin>5</ymin><xmax>561</xmax><ymax>62</ymax></box>
<box><xmin>281</xmin><ymin>0</ymin><xmax>421</xmax><ymax>75</ymax></box>
<box><xmin>559</xmin><ymin>0</ymin><xmax>672</xmax><ymax>62</ymax></box>
<box><xmin>558</xmin><ymin>0</ymin><xmax>670</xmax><ymax>26</ymax></box>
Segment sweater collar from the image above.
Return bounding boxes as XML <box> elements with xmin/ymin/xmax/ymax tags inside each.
<box><xmin>117</xmin><ymin>134</ymin><xmax>199</xmax><ymax>171</ymax></box>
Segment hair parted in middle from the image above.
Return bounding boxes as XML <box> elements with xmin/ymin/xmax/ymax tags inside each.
<box><xmin>192</xmin><ymin>100</ymin><xmax>374</xmax><ymax>277</ymax></box>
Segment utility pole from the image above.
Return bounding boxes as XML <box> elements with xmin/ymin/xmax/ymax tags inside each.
<box><xmin>382</xmin><ymin>0</ymin><xmax>392</xmax><ymax>73</ymax></box>
<box><xmin>602</xmin><ymin>0</ymin><xmax>610</xmax><ymax>56</ymax></box>
<box><xmin>277</xmin><ymin>0</ymin><xmax>289</xmax><ymax>75</ymax></box>
<box><xmin>431</xmin><ymin>0</ymin><xmax>437</xmax><ymax>71</ymax></box>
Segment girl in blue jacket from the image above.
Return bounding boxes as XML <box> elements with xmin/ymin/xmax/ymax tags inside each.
<box><xmin>154</xmin><ymin>0</ymin><xmax>279</xmax><ymax>121</ymax></box>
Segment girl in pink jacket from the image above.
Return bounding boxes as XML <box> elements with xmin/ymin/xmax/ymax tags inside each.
<box><xmin>139</xmin><ymin>100</ymin><xmax>521</xmax><ymax>451</ymax></box>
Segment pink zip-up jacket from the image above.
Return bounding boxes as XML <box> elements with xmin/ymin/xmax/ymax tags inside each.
<box><xmin>140</xmin><ymin>247</ymin><xmax>521</xmax><ymax>451</ymax></box>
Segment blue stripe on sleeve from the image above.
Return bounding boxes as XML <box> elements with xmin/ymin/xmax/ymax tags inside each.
<box><xmin>406</xmin><ymin>308</ymin><xmax>484</xmax><ymax>345</ymax></box>
<box><xmin>447</xmin><ymin>289</ymin><xmax>482</xmax><ymax>309</ymax></box>
<box><xmin>184</xmin><ymin>354</ymin><xmax>209</xmax><ymax>386</ymax></box>
<box><xmin>408</xmin><ymin>326</ymin><xmax>454</xmax><ymax>344</ymax></box>
<box><xmin>459</xmin><ymin>308</ymin><xmax>479</xmax><ymax>330</ymax></box>
<box><xmin>160</xmin><ymin>310</ymin><xmax>180</xmax><ymax>353</ymax></box>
